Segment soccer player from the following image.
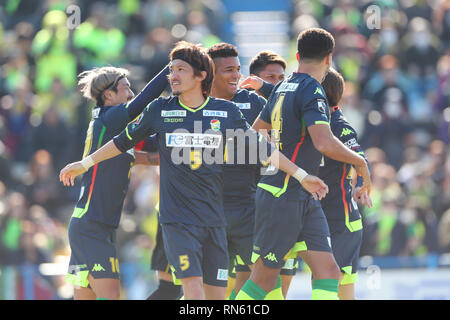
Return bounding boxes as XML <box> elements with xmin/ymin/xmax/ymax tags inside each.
<box><xmin>64</xmin><ymin>64</ymin><xmax>169</xmax><ymax>300</ymax></box>
<box><xmin>319</xmin><ymin>68</ymin><xmax>371</xmax><ymax>300</ymax></box>
<box><xmin>206</xmin><ymin>43</ymin><xmax>268</xmax><ymax>299</ymax></box>
<box><xmin>60</xmin><ymin>41</ymin><xmax>329</xmax><ymax>300</ymax></box>
<box><xmin>236</xmin><ymin>28</ymin><xmax>372</xmax><ymax>300</ymax></box>
<box><xmin>247</xmin><ymin>49</ymin><xmax>300</xmax><ymax>299</ymax></box>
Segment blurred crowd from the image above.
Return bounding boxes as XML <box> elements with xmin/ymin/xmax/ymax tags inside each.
<box><xmin>0</xmin><ymin>0</ymin><xmax>449</xmax><ymax>299</ymax></box>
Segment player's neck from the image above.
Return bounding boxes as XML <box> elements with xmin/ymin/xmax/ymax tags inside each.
<box><xmin>178</xmin><ymin>90</ymin><xmax>206</xmax><ymax>110</ymax></box>
<box><xmin>296</xmin><ymin>63</ymin><xmax>327</xmax><ymax>83</ymax></box>
<box><xmin>210</xmin><ymin>86</ymin><xmax>233</xmax><ymax>101</ymax></box>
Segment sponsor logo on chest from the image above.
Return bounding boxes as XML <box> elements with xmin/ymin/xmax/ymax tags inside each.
<box><xmin>165</xmin><ymin>132</ymin><xmax>222</xmax><ymax>148</ymax></box>
<box><xmin>161</xmin><ymin>110</ymin><xmax>187</xmax><ymax>117</ymax></box>
<box><xmin>203</xmin><ymin>110</ymin><xmax>228</xmax><ymax>118</ymax></box>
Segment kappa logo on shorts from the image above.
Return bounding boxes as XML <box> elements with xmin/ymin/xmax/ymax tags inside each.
<box><xmin>217</xmin><ymin>269</ymin><xmax>228</xmax><ymax>281</ymax></box>
<box><xmin>264</xmin><ymin>252</ymin><xmax>278</xmax><ymax>263</ymax></box>
<box><xmin>327</xmin><ymin>237</ymin><xmax>332</xmax><ymax>248</ymax></box>
<box><xmin>92</xmin><ymin>264</ymin><xmax>106</xmax><ymax>272</ymax></box>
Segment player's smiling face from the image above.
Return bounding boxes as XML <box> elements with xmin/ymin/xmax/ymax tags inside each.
<box><xmin>169</xmin><ymin>59</ymin><xmax>201</xmax><ymax>96</ymax></box>
<box><xmin>257</xmin><ymin>63</ymin><xmax>285</xmax><ymax>85</ymax></box>
<box><xmin>212</xmin><ymin>56</ymin><xmax>241</xmax><ymax>98</ymax></box>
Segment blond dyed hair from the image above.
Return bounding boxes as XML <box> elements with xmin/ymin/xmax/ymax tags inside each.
<box><xmin>78</xmin><ymin>66</ymin><xmax>130</xmax><ymax>106</ymax></box>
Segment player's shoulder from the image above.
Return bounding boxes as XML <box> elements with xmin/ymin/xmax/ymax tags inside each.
<box><xmin>234</xmin><ymin>89</ymin><xmax>266</xmax><ymax>106</ymax></box>
<box><xmin>332</xmin><ymin>109</ymin><xmax>357</xmax><ymax>138</ymax></box>
<box><xmin>208</xmin><ymin>96</ymin><xmax>240</xmax><ymax>111</ymax></box>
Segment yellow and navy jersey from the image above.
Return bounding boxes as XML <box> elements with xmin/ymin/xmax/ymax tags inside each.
<box><xmin>113</xmin><ymin>96</ymin><xmax>272</xmax><ymax>227</ymax></box>
<box><xmin>318</xmin><ymin>108</ymin><xmax>368</xmax><ymax>220</ymax></box>
<box><xmin>222</xmin><ymin>89</ymin><xmax>266</xmax><ymax>208</ymax></box>
<box><xmin>74</xmin><ymin>104</ymin><xmax>137</xmax><ymax>227</ymax></box>
<box><xmin>258</xmin><ymin>72</ymin><xmax>330</xmax><ymax>200</ymax></box>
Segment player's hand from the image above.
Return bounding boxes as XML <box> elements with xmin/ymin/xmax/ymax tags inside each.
<box><xmin>59</xmin><ymin>162</ymin><xmax>87</xmax><ymax>186</ymax></box>
<box><xmin>239</xmin><ymin>76</ymin><xmax>264</xmax><ymax>91</ymax></box>
<box><xmin>354</xmin><ymin>163</ymin><xmax>372</xmax><ymax>206</ymax></box>
<box><xmin>300</xmin><ymin>175</ymin><xmax>329</xmax><ymax>200</ymax></box>
<box><xmin>353</xmin><ymin>187</ymin><xmax>373</xmax><ymax>208</ymax></box>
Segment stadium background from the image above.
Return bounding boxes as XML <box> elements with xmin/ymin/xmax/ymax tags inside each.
<box><xmin>0</xmin><ymin>0</ymin><xmax>449</xmax><ymax>300</ymax></box>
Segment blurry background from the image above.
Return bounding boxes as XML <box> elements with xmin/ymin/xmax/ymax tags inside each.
<box><xmin>0</xmin><ymin>0</ymin><xmax>449</xmax><ymax>300</ymax></box>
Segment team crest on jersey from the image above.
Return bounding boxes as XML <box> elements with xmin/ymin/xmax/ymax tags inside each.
<box><xmin>161</xmin><ymin>110</ymin><xmax>187</xmax><ymax>117</ymax></box>
<box><xmin>92</xmin><ymin>108</ymin><xmax>100</xmax><ymax>119</ymax></box>
<box><xmin>203</xmin><ymin>110</ymin><xmax>228</xmax><ymax>118</ymax></box>
<box><xmin>210</xmin><ymin>119</ymin><xmax>221</xmax><ymax>131</ymax></box>
<box><xmin>317</xmin><ymin>99</ymin><xmax>327</xmax><ymax>113</ymax></box>
<box><xmin>235</xmin><ymin>102</ymin><xmax>250</xmax><ymax>109</ymax></box>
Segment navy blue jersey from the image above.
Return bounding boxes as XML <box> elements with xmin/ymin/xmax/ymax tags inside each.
<box><xmin>318</xmin><ymin>108</ymin><xmax>368</xmax><ymax>220</ymax></box>
<box><xmin>258</xmin><ymin>73</ymin><xmax>330</xmax><ymax>200</ymax></box>
<box><xmin>114</xmin><ymin>96</ymin><xmax>270</xmax><ymax>227</ymax></box>
<box><xmin>72</xmin><ymin>65</ymin><xmax>169</xmax><ymax>228</ymax></box>
<box><xmin>73</xmin><ymin>104</ymin><xmax>139</xmax><ymax>227</ymax></box>
<box><xmin>222</xmin><ymin>89</ymin><xmax>266</xmax><ymax>208</ymax></box>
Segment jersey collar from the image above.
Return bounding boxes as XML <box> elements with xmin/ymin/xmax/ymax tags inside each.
<box><xmin>178</xmin><ymin>96</ymin><xmax>210</xmax><ymax>112</ymax></box>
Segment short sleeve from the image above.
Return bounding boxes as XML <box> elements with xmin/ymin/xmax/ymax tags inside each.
<box><xmin>301</xmin><ymin>82</ymin><xmax>330</xmax><ymax>127</ymax></box>
<box><xmin>113</xmin><ymin>98</ymin><xmax>162</xmax><ymax>152</ymax></box>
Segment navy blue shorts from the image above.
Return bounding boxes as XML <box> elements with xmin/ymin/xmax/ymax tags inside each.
<box><xmin>323</xmin><ymin>199</ymin><xmax>363</xmax><ymax>284</ymax></box>
<box><xmin>151</xmin><ymin>222</ymin><xmax>170</xmax><ymax>273</ymax></box>
<box><xmin>66</xmin><ymin>217</ymin><xmax>120</xmax><ymax>288</ymax></box>
<box><xmin>225</xmin><ymin>204</ymin><xmax>254</xmax><ymax>268</ymax></box>
<box><xmin>161</xmin><ymin>222</ymin><xmax>229</xmax><ymax>287</ymax></box>
<box><xmin>253</xmin><ymin>188</ymin><xmax>332</xmax><ymax>269</ymax></box>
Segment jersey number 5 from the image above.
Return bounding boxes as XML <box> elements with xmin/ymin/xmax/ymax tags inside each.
<box><xmin>190</xmin><ymin>150</ymin><xmax>202</xmax><ymax>170</ymax></box>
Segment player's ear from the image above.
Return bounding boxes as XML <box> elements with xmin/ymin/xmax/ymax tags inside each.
<box><xmin>199</xmin><ymin>70</ymin><xmax>207</xmax><ymax>81</ymax></box>
<box><xmin>324</xmin><ymin>53</ymin><xmax>332</xmax><ymax>67</ymax></box>
<box><xmin>296</xmin><ymin>52</ymin><xmax>300</xmax><ymax>62</ymax></box>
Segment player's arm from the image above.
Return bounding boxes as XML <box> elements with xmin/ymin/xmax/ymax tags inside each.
<box><xmin>340</xmin><ymin>129</ymin><xmax>371</xmax><ymax>206</ymax></box>
<box><xmin>125</xmin><ymin>64</ymin><xmax>169</xmax><ymax>120</ymax></box>
<box><xmin>60</xmin><ymin>100</ymin><xmax>160</xmax><ymax>186</ymax></box>
<box><xmin>265</xmin><ymin>144</ymin><xmax>329</xmax><ymax>200</ymax></box>
<box><xmin>308</xmin><ymin>123</ymin><xmax>371</xmax><ymax>198</ymax></box>
<box><xmin>134</xmin><ymin>151</ymin><xmax>160</xmax><ymax>166</ymax></box>
<box><xmin>59</xmin><ymin>140</ymin><xmax>123</xmax><ymax>186</ymax></box>
<box><xmin>252</xmin><ymin>117</ymin><xmax>272</xmax><ymax>140</ymax></box>
<box><xmin>134</xmin><ymin>134</ymin><xmax>160</xmax><ymax>166</ymax></box>
<box><xmin>240</xmin><ymin>76</ymin><xmax>274</xmax><ymax>99</ymax></box>
<box><xmin>234</xmin><ymin>112</ymin><xmax>328</xmax><ymax>200</ymax></box>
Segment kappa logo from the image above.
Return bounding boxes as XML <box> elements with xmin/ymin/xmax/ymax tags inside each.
<box><xmin>340</xmin><ymin>128</ymin><xmax>354</xmax><ymax>137</ymax></box>
<box><xmin>314</xmin><ymin>87</ymin><xmax>324</xmax><ymax>96</ymax></box>
<box><xmin>203</xmin><ymin>110</ymin><xmax>228</xmax><ymax>118</ymax></box>
<box><xmin>92</xmin><ymin>264</ymin><xmax>105</xmax><ymax>272</ymax></box>
<box><xmin>264</xmin><ymin>252</ymin><xmax>278</xmax><ymax>263</ymax></box>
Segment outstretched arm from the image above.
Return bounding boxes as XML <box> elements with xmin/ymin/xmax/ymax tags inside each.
<box><xmin>59</xmin><ymin>140</ymin><xmax>122</xmax><ymax>186</ymax></box>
